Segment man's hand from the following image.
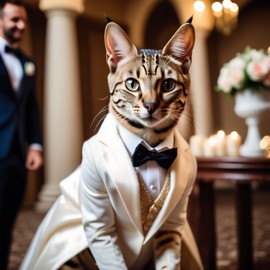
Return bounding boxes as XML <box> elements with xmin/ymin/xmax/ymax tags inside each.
<box><xmin>25</xmin><ymin>149</ymin><xmax>43</xmax><ymax>170</ymax></box>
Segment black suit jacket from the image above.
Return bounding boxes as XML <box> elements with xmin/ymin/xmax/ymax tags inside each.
<box><xmin>0</xmin><ymin>50</ymin><xmax>42</xmax><ymax>160</ymax></box>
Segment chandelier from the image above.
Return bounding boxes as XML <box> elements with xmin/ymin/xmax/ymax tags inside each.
<box><xmin>193</xmin><ymin>0</ymin><xmax>239</xmax><ymax>35</ymax></box>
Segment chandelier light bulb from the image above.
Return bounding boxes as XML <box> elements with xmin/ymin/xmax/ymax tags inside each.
<box><xmin>230</xmin><ymin>3</ymin><xmax>239</xmax><ymax>14</ymax></box>
<box><xmin>193</xmin><ymin>0</ymin><xmax>206</xmax><ymax>13</ymax></box>
<box><xmin>211</xmin><ymin>0</ymin><xmax>239</xmax><ymax>35</ymax></box>
<box><xmin>197</xmin><ymin>0</ymin><xmax>239</xmax><ymax>35</ymax></box>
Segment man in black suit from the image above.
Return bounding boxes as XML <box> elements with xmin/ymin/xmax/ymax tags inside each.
<box><xmin>0</xmin><ymin>0</ymin><xmax>43</xmax><ymax>269</ymax></box>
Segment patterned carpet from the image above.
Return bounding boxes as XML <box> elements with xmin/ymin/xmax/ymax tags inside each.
<box><xmin>215</xmin><ymin>189</ymin><xmax>270</xmax><ymax>270</ymax></box>
<box><xmin>8</xmin><ymin>189</ymin><xmax>270</xmax><ymax>270</ymax></box>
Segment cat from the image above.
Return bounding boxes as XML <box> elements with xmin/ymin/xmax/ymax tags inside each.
<box><xmin>20</xmin><ymin>19</ymin><xmax>203</xmax><ymax>270</ymax></box>
<box><xmin>105</xmin><ymin>20</ymin><xmax>195</xmax><ymax>147</ymax></box>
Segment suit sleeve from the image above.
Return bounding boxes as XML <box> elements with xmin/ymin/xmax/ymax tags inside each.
<box><xmin>25</xmin><ymin>69</ymin><xmax>42</xmax><ymax>146</ymax></box>
<box><xmin>154</xmin><ymin>151</ymin><xmax>197</xmax><ymax>270</ymax></box>
<box><xmin>80</xmin><ymin>140</ymin><xmax>128</xmax><ymax>270</ymax></box>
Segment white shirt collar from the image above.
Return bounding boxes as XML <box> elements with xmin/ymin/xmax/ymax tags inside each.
<box><xmin>118</xmin><ymin>123</ymin><xmax>174</xmax><ymax>156</ymax></box>
<box><xmin>0</xmin><ymin>37</ymin><xmax>10</xmax><ymax>54</ymax></box>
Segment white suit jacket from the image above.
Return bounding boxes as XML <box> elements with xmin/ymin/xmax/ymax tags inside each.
<box><xmin>20</xmin><ymin>113</ymin><xmax>203</xmax><ymax>270</ymax></box>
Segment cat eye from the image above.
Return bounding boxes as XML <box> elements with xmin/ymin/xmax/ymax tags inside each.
<box><xmin>125</xmin><ymin>78</ymin><xmax>140</xmax><ymax>92</ymax></box>
<box><xmin>161</xmin><ymin>79</ymin><xmax>176</xmax><ymax>92</ymax></box>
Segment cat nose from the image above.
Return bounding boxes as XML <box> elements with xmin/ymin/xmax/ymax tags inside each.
<box><xmin>144</xmin><ymin>101</ymin><xmax>158</xmax><ymax>114</ymax></box>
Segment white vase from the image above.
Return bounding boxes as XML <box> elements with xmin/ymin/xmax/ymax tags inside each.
<box><xmin>234</xmin><ymin>88</ymin><xmax>270</xmax><ymax>157</ymax></box>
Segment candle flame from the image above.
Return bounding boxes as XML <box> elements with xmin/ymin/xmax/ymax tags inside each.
<box><xmin>217</xmin><ymin>130</ymin><xmax>226</xmax><ymax>139</ymax></box>
<box><xmin>230</xmin><ymin>131</ymin><xmax>239</xmax><ymax>140</ymax></box>
<box><xmin>260</xmin><ymin>136</ymin><xmax>270</xmax><ymax>149</ymax></box>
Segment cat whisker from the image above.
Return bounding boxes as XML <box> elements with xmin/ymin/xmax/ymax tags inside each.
<box><xmin>91</xmin><ymin>105</ymin><xmax>109</xmax><ymax>132</ymax></box>
<box><xmin>97</xmin><ymin>95</ymin><xmax>110</xmax><ymax>102</ymax></box>
<box><xmin>90</xmin><ymin>105</ymin><xmax>109</xmax><ymax>127</ymax></box>
<box><xmin>93</xmin><ymin>113</ymin><xmax>108</xmax><ymax>133</ymax></box>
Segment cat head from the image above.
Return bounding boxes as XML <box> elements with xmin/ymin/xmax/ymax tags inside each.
<box><xmin>104</xmin><ymin>21</ymin><xmax>195</xmax><ymax>147</ymax></box>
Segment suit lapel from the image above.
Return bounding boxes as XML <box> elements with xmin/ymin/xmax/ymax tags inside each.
<box><xmin>0</xmin><ymin>51</ymin><xmax>30</xmax><ymax>99</ymax></box>
<box><xmin>0</xmin><ymin>54</ymin><xmax>16</xmax><ymax>98</ymax></box>
<box><xmin>144</xmin><ymin>129</ymin><xmax>191</xmax><ymax>242</ymax></box>
<box><xmin>17</xmin><ymin>56</ymin><xmax>29</xmax><ymax>99</ymax></box>
<box><xmin>97</xmin><ymin>114</ymin><xmax>143</xmax><ymax>234</ymax></box>
<box><xmin>96</xmin><ymin>115</ymin><xmax>192</xmax><ymax>239</ymax></box>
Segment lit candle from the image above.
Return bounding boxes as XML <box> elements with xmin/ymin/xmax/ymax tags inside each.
<box><xmin>190</xmin><ymin>134</ymin><xmax>206</xmax><ymax>157</ymax></box>
<box><xmin>212</xmin><ymin>2</ymin><xmax>223</xmax><ymax>18</ymax></box>
<box><xmin>230</xmin><ymin>2</ymin><xmax>239</xmax><ymax>17</ymax></box>
<box><xmin>260</xmin><ymin>135</ymin><xmax>270</xmax><ymax>158</ymax></box>
<box><xmin>203</xmin><ymin>135</ymin><xmax>217</xmax><ymax>157</ymax></box>
<box><xmin>215</xmin><ymin>130</ymin><xmax>227</xmax><ymax>157</ymax></box>
<box><xmin>226</xmin><ymin>131</ymin><xmax>241</xmax><ymax>156</ymax></box>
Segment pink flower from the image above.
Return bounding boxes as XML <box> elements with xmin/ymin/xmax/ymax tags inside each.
<box><xmin>228</xmin><ymin>64</ymin><xmax>245</xmax><ymax>89</ymax></box>
<box><xmin>215</xmin><ymin>47</ymin><xmax>270</xmax><ymax>95</ymax></box>
<box><xmin>247</xmin><ymin>59</ymin><xmax>268</xmax><ymax>81</ymax></box>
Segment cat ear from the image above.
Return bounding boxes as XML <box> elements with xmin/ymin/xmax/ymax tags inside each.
<box><xmin>162</xmin><ymin>22</ymin><xmax>195</xmax><ymax>73</ymax></box>
<box><xmin>104</xmin><ymin>22</ymin><xmax>137</xmax><ymax>72</ymax></box>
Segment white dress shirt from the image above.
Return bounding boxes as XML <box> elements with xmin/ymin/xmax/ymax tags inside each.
<box><xmin>0</xmin><ymin>37</ymin><xmax>23</xmax><ymax>91</ymax></box>
<box><xmin>118</xmin><ymin>124</ymin><xmax>174</xmax><ymax>200</ymax></box>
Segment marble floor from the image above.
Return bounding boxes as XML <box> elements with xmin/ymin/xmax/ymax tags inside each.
<box><xmin>8</xmin><ymin>189</ymin><xmax>270</xmax><ymax>270</ymax></box>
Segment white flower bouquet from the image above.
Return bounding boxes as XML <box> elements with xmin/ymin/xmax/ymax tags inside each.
<box><xmin>215</xmin><ymin>47</ymin><xmax>270</xmax><ymax>96</ymax></box>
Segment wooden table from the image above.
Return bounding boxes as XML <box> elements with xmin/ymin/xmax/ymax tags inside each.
<box><xmin>188</xmin><ymin>157</ymin><xmax>270</xmax><ymax>270</ymax></box>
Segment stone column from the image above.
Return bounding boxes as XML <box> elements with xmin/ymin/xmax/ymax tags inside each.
<box><xmin>190</xmin><ymin>29</ymin><xmax>214</xmax><ymax>137</ymax></box>
<box><xmin>36</xmin><ymin>0</ymin><xmax>84</xmax><ymax>211</ymax></box>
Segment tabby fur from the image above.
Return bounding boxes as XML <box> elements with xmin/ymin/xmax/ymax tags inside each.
<box><xmin>104</xmin><ymin>22</ymin><xmax>195</xmax><ymax>147</ymax></box>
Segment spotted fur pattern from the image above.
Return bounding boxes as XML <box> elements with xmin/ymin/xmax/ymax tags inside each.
<box><xmin>105</xmin><ymin>22</ymin><xmax>195</xmax><ymax>147</ymax></box>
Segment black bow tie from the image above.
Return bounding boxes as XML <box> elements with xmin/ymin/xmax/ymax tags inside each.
<box><xmin>131</xmin><ymin>144</ymin><xmax>177</xmax><ymax>170</ymax></box>
<box><xmin>5</xmin><ymin>45</ymin><xmax>21</xmax><ymax>58</ymax></box>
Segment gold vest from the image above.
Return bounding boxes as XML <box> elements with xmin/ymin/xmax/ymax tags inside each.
<box><xmin>137</xmin><ymin>172</ymin><xmax>171</xmax><ymax>235</ymax></box>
